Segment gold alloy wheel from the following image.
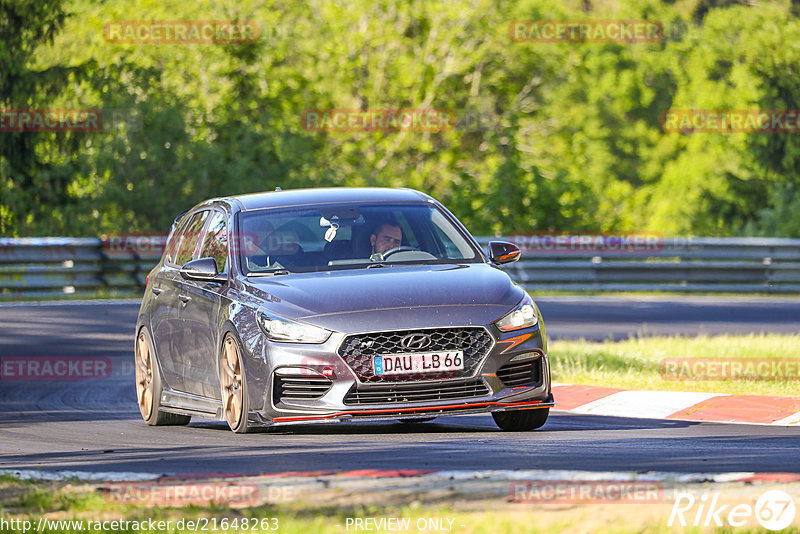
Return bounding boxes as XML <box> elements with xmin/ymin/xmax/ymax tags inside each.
<box><xmin>220</xmin><ymin>336</ymin><xmax>244</xmax><ymax>429</ymax></box>
<box><xmin>135</xmin><ymin>331</ymin><xmax>154</xmax><ymax>420</ymax></box>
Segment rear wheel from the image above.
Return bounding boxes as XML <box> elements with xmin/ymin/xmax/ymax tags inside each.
<box><xmin>135</xmin><ymin>328</ymin><xmax>191</xmax><ymax>426</ymax></box>
<box><xmin>492</xmin><ymin>408</ymin><xmax>549</xmax><ymax>431</ymax></box>
<box><xmin>220</xmin><ymin>333</ymin><xmax>251</xmax><ymax>434</ymax></box>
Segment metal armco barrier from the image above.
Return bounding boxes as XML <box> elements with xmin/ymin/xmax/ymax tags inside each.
<box><xmin>475</xmin><ymin>236</ymin><xmax>800</xmax><ymax>293</ymax></box>
<box><xmin>0</xmin><ymin>237</ymin><xmax>163</xmax><ymax>297</ymax></box>
<box><xmin>1</xmin><ymin>236</ymin><xmax>800</xmax><ymax>297</ymax></box>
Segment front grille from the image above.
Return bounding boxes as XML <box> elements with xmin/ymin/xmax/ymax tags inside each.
<box><xmin>273</xmin><ymin>375</ymin><xmax>332</xmax><ymax>404</ymax></box>
<box><xmin>337</xmin><ymin>327</ymin><xmax>494</xmax><ymax>383</ymax></box>
<box><xmin>344</xmin><ymin>378</ymin><xmax>489</xmax><ymax>405</ymax></box>
<box><xmin>497</xmin><ymin>357</ymin><xmax>543</xmax><ymax>388</ymax></box>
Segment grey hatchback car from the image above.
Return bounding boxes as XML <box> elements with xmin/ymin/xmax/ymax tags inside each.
<box><xmin>135</xmin><ymin>187</ymin><xmax>553</xmax><ymax>433</ymax></box>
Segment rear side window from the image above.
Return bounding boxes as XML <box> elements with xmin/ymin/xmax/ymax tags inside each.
<box><xmin>164</xmin><ymin>214</ymin><xmax>189</xmax><ymax>263</ymax></box>
<box><xmin>173</xmin><ymin>210</ymin><xmax>209</xmax><ymax>266</ymax></box>
<box><xmin>198</xmin><ymin>211</ymin><xmax>228</xmax><ymax>273</ymax></box>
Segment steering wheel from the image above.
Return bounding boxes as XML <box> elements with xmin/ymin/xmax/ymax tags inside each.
<box><xmin>379</xmin><ymin>246</ymin><xmax>419</xmax><ymax>259</ymax></box>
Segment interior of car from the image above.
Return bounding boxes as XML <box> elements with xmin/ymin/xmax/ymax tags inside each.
<box><xmin>238</xmin><ymin>203</ymin><xmax>477</xmax><ymax>273</ymax></box>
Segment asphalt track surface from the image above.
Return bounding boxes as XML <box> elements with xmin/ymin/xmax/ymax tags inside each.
<box><xmin>0</xmin><ymin>297</ymin><xmax>799</xmax><ymax>477</ymax></box>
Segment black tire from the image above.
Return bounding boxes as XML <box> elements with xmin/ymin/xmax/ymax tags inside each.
<box><xmin>398</xmin><ymin>417</ymin><xmax>437</xmax><ymax>424</ymax></box>
<box><xmin>135</xmin><ymin>327</ymin><xmax>191</xmax><ymax>426</ymax></box>
<box><xmin>492</xmin><ymin>408</ymin><xmax>549</xmax><ymax>431</ymax></box>
<box><xmin>220</xmin><ymin>332</ymin><xmax>251</xmax><ymax>434</ymax></box>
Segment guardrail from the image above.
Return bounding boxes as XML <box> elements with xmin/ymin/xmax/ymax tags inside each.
<box><xmin>1</xmin><ymin>236</ymin><xmax>800</xmax><ymax>297</ymax></box>
<box><xmin>476</xmin><ymin>236</ymin><xmax>800</xmax><ymax>293</ymax></box>
<box><xmin>0</xmin><ymin>237</ymin><xmax>162</xmax><ymax>297</ymax></box>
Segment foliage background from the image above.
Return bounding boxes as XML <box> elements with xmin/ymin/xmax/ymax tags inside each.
<box><xmin>1</xmin><ymin>0</ymin><xmax>799</xmax><ymax>237</ymax></box>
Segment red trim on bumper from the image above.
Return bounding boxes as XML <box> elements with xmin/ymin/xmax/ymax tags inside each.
<box><xmin>497</xmin><ymin>333</ymin><xmax>533</xmax><ymax>353</ymax></box>
<box><xmin>272</xmin><ymin>398</ymin><xmax>550</xmax><ymax>422</ymax></box>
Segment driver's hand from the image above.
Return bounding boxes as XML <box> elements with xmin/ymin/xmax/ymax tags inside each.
<box><xmin>369</xmin><ymin>252</ymin><xmax>384</xmax><ymax>262</ymax></box>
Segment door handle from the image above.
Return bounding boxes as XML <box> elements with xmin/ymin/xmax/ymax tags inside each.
<box><xmin>152</xmin><ymin>287</ymin><xmax>163</xmax><ymax>295</ymax></box>
<box><xmin>179</xmin><ymin>294</ymin><xmax>192</xmax><ymax>304</ymax></box>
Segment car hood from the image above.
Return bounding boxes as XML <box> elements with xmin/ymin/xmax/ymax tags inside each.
<box><xmin>244</xmin><ymin>263</ymin><xmax>524</xmax><ymax>331</ymax></box>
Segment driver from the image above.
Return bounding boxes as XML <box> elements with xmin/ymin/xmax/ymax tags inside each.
<box><xmin>369</xmin><ymin>223</ymin><xmax>402</xmax><ymax>261</ymax></box>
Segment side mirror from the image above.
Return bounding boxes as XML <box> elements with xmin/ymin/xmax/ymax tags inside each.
<box><xmin>488</xmin><ymin>241</ymin><xmax>521</xmax><ymax>265</ymax></box>
<box><xmin>180</xmin><ymin>257</ymin><xmax>228</xmax><ymax>283</ymax></box>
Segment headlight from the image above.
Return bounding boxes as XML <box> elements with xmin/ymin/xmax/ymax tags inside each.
<box><xmin>495</xmin><ymin>294</ymin><xmax>538</xmax><ymax>332</ymax></box>
<box><xmin>256</xmin><ymin>310</ymin><xmax>332</xmax><ymax>343</ymax></box>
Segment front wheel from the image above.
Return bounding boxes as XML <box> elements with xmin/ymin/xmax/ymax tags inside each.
<box><xmin>220</xmin><ymin>333</ymin><xmax>251</xmax><ymax>434</ymax></box>
<box><xmin>492</xmin><ymin>408</ymin><xmax>549</xmax><ymax>431</ymax></box>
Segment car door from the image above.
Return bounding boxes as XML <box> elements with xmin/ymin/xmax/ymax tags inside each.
<box><xmin>176</xmin><ymin>209</ymin><xmax>229</xmax><ymax>397</ymax></box>
<box><xmin>151</xmin><ymin>214</ymin><xmax>193</xmax><ymax>393</ymax></box>
<box><xmin>150</xmin><ymin>263</ymin><xmax>184</xmax><ymax>392</ymax></box>
<box><xmin>159</xmin><ymin>209</ymin><xmax>210</xmax><ymax>392</ymax></box>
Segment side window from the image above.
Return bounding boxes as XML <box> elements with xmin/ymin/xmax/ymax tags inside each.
<box><xmin>198</xmin><ymin>211</ymin><xmax>228</xmax><ymax>273</ymax></box>
<box><xmin>164</xmin><ymin>230</ymin><xmax>180</xmax><ymax>265</ymax></box>
<box><xmin>173</xmin><ymin>210</ymin><xmax>209</xmax><ymax>266</ymax></box>
<box><xmin>164</xmin><ymin>215</ymin><xmax>189</xmax><ymax>264</ymax></box>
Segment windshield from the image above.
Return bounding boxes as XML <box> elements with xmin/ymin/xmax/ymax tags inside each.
<box><xmin>236</xmin><ymin>202</ymin><xmax>481</xmax><ymax>274</ymax></box>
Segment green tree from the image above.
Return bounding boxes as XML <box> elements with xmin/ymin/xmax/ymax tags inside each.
<box><xmin>0</xmin><ymin>0</ymin><xmax>96</xmax><ymax>234</ymax></box>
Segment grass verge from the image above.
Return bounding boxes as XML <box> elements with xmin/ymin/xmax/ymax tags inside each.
<box><xmin>550</xmin><ymin>333</ymin><xmax>800</xmax><ymax>396</ymax></box>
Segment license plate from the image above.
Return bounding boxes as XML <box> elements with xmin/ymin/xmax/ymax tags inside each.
<box><xmin>373</xmin><ymin>351</ymin><xmax>464</xmax><ymax>375</ymax></box>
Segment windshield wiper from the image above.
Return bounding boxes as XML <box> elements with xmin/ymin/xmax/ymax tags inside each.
<box><xmin>247</xmin><ymin>270</ymin><xmax>291</xmax><ymax>277</ymax></box>
<box><xmin>368</xmin><ymin>261</ymin><xmax>437</xmax><ymax>268</ymax></box>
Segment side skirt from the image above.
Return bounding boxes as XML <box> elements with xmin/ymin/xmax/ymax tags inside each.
<box><xmin>161</xmin><ymin>389</ymin><xmax>221</xmax><ymax>418</ymax></box>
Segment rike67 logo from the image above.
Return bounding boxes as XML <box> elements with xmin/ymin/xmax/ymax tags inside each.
<box><xmin>669</xmin><ymin>489</ymin><xmax>797</xmax><ymax>530</ymax></box>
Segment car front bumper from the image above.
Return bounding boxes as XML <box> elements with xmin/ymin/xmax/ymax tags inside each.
<box><xmin>246</xmin><ymin>326</ymin><xmax>552</xmax><ymax>427</ymax></box>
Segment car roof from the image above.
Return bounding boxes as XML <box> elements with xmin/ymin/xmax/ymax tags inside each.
<box><xmin>219</xmin><ymin>187</ymin><xmax>433</xmax><ymax>211</ymax></box>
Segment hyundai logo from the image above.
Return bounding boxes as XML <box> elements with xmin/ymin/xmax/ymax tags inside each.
<box><xmin>400</xmin><ymin>333</ymin><xmax>432</xmax><ymax>350</ymax></box>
